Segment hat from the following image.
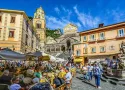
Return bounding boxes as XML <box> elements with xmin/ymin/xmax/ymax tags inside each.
<box><xmin>23</xmin><ymin>77</ymin><xmax>32</xmax><ymax>84</ymax></box>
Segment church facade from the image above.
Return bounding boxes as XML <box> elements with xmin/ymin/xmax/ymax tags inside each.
<box><xmin>44</xmin><ymin>23</ymin><xmax>80</xmax><ymax>55</ymax></box>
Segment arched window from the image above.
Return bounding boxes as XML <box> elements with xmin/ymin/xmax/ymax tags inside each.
<box><xmin>67</xmin><ymin>40</ymin><xmax>71</xmax><ymax>49</ymax></box>
<box><xmin>56</xmin><ymin>47</ymin><xmax>60</xmax><ymax>51</ymax></box>
<box><xmin>36</xmin><ymin>21</ymin><xmax>41</xmax><ymax>29</ymax></box>
<box><xmin>61</xmin><ymin>45</ymin><xmax>65</xmax><ymax>52</ymax></box>
<box><xmin>51</xmin><ymin>48</ymin><xmax>55</xmax><ymax>52</ymax></box>
<box><xmin>38</xmin><ymin>15</ymin><xmax>40</xmax><ymax>19</ymax></box>
<box><xmin>47</xmin><ymin>48</ymin><xmax>50</xmax><ymax>52</ymax></box>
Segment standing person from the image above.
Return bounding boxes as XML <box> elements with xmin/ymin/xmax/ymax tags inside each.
<box><xmin>89</xmin><ymin>64</ymin><xmax>93</xmax><ymax>80</ymax></box>
<box><xmin>93</xmin><ymin>63</ymin><xmax>102</xmax><ymax>89</ymax></box>
<box><xmin>65</xmin><ymin>68</ymin><xmax>72</xmax><ymax>90</ymax></box>
<box><xmin>82</xmin><ymin>64</ymin><xmax>88</xmax><ymax>80</ymax></box>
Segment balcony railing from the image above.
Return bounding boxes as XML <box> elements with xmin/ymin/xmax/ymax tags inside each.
<box><xmin>88</xmin><ymin>39</ymin><xmax>96</xmax><ymax>43</ymax></box>
<box><xmin>116</xmin><ymin>35</ymin><xmax>125</xmax><ymax>39</ymax></box>
<box><xmin>83</xmin><ymin>52</ymin><xmax>87</xmax><ymax>54</ymax></box>
<box><xmin>91</xmin><ymin>51</ymin><xmax>96</xmax><ymax>53</ymax></box>
<box><xmin>97</xmin><ymin>37</ymin><xmax>105</xmax><ymax>42</ymax></box>
<box><xmin>100</xmin><ymin>51</ymin><xmax>106</xmax><ymax>53</ymax></box>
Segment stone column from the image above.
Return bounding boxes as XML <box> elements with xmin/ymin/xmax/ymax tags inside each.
<box><xmin>55</xmin><ymin>46</ymin><xmax>56</xmax><ymax>52</ymax></box>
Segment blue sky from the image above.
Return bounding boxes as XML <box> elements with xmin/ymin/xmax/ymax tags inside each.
<box><xmin>0</xmin><ymin>0</ymin><xmax>125</xmax><ymax>32</ymax></box>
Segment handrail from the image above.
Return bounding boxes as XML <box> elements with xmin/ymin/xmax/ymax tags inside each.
<box><xmin>54</xmin><ymin>83</ymin><xmax>66</xmax><ymax>90</ymax></box>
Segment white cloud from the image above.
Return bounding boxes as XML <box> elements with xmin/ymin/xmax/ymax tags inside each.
<box><xmin>111</xmin><ymin>9</ymin><xmax>125</xmax><ymax>22</ymax></box>
<box><xmin>75</xmin><ymin>22</ymin><xmax>82</xmax><ymax>28</ymax></box>
<box><xmin>73</xmin><ymin>5</ymin><xmax>100</xmax><ymax>28</ymax></box>
<box><xmin>46</xmin><ymin>16</ymin><xmax>69</xmax><ymax>29</ymax></box>
<box><xmin>54</xmin><ymin>7</ymin><xmax>60</xmax><ymax>14</ymax></box>
<box><xmin>46</xmin><ymin>6</ymin><xmax>82</xmax><ymax>31</ymax></box>
<box><xmin>46</xmin><ymin>15</ymin><xmax>82</xmax><ymax>31</ymax></box>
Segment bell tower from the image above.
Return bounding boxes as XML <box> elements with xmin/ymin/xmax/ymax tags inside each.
<box><xmin>33</xmin><ymin>6</ymin><xmax>46</xmax><ymax>51</ymax></box>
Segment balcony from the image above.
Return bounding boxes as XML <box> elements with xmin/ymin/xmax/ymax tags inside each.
<box><xmin>88</xmin><ymin>39</ymin><xmax>96</xmax><ymax>43</ymax></box>
<box><xmin>83</xmin><ymin>40</ymin><xmax>87</xmax><ymax>42</ymax></box>
<box><xmin>97</xmin><ymin>37</ymin><xmax>105</xmax><ymax>42</ymax></box>
<box><xmin>100</xmin><ymin>51</ymin><xmax>106</xmax><ymax>53</ymax></box>
<box><xmin>116</xmin><ymin>35</ymin><xmax>125</xmax><ymax>39</ymax></box>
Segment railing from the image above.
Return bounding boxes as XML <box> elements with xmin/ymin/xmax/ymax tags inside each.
<box><xmin>97</xmin><ymin>37</ymin><xmax>105</xmax><ymax>42</ymax></box>
<box><xmin>55</xmin><ymin>84</ymin><xmax>66</xmax><ymax>90</ymax></box>
<box><xmin>88</xmin><ymin>39</ymin><xmax>96</xmax><ymax>43</ymax></box>
<box><xmin>116</xmin><ymin>35</ymin><xmax>125</xmax><ymax>39</ymax></box>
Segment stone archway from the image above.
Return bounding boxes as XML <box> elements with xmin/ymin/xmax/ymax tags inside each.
<box><xmin>61</xmin><ymin>45</ymin><xmax>65</xmax><ymax>52</ymax></box>
<box><xmin>66</xmin><ymin>39</ymin><xmax>71</xmax><ymax>50</ymax></box>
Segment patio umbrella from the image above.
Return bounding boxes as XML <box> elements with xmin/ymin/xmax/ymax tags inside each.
<box><xmin>0</xmin><ymin>48</ymin><xmax>26</xmax><ymax>60</ymax></box>
<box><xmin>33</xmin><ymin>51</ymin><xmax>42</xmax><ymax>57</ymax></box>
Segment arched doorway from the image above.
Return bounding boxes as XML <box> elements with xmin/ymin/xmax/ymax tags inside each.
<box><xmin>61</xmin><ymin>45</ymin><xmax>65</xmax><ymax>52</ymax></box>
<box><xmin>66</xmin><ymin>40</ymin><xmax>71</xmax><ymax>50</ymax></box>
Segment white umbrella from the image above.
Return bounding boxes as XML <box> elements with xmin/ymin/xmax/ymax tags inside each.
<box><xmin>56</xmin><ymin>58</ymin><xmax>65</xmax><ymax>62</ymax></box>
<box><xmin>50</xmin><ymin>55</ymin><xmax>56</xmax><ymax>61</ymax></box>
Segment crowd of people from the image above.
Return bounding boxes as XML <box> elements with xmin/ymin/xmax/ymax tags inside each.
<box><xmin>0</xmin><ymin>61</ymin><xmax>76</xmax><ymax>90</ymax></box>
<box><xmin>81</xmin><ymin>62</ymin><xmax>103</xmax><ymax>89</ymax></box>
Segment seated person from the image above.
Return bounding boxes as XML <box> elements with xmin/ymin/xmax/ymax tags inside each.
<box><xmin>0</xmin><ymin>70</ymin><xmax>12</xmax><ymax>85</ymax></box>
<box><xmin>29</xmin><ymin>82</ymin><xmax>53</xmax><ymax>90</ymax></box>
<box><xmin>53</xmin><ymin>73</ymin><xmax>62</xmax><ymax>88</ymax></box>
<box><xmin>34</xmin><ymin>69</ymin><xmax>42</xmax><ymax>78</ymax></box>
<box><xmin>32</xmin><ymin>74</ymin><xmax>40</xmax><ymax>84</ymax></box>
<box><xmin>10</xmin><ymin>77</ymin><xmax>23</xmax><ymax>90</ymax></box>
<box><xmin>27</xmin><ymin>67</ymin><xmax>34</xmax><ymax>76</ymax></box>
<box><xmin>58</xmin><ymin>68</ymin><xmax>66</xmax><ymax>79</ymax></box>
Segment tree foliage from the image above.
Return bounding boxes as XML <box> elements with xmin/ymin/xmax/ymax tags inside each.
<box><xmin>46</xmin><ymin>28</ymin><xmax>61</xmax><ymax>39</ymax></box>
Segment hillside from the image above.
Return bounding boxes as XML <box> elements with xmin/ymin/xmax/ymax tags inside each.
<box><xmin>46</xmin><ymin>28</ymin><xmax>62</xmax><ymax>39</ymax></box>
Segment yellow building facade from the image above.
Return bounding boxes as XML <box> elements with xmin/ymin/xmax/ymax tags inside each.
<box><xmin>74</xmin><ymin>22</ymin><xmax>125</xmax><ymax>64</ymax></box>
<box><xmin>0</xmin><ymin>9</ymin><xmax>41</xmax><ymax>53</ymax></box>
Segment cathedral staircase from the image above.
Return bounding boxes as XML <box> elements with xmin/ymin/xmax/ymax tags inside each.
<box><xmin>55</xmin><ymin>51</ymin><xmax>73</xmax><ymax>60</ymax></box>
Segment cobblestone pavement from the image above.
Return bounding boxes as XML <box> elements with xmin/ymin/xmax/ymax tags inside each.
<box><xmin>72</xmin><ymin>74</ymin><xmax>125</xmax><ymax>90</ymax></box>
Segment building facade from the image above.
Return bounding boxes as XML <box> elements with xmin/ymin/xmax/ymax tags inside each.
<box><xmin>44</xmin><ymin>23</ymin><xmax>80</xmax><ymax>55</ymax></box>
<box><xmin>0</xmin><ymin>9</ymin><xmax>41</xmax><ymax>53</ymax></box>
<box><xmin>74</xmin><ymin>22</ymin><xmax>125</xmax><ymax>64</ymax></box>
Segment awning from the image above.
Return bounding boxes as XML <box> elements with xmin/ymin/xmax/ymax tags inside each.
<box><xmin>0</xmin><ymin>48</ymin><xmax>26</xmax><ymax>60</ymax></box>
<box><xmin>39</xmin><ymin>56</ymin><xmax>50</xmax><ymax>61</ymax></box>
<box><xmin>74</xmin><ymin>57</ymin><xmax>83</xmax><ymax>63</ymax></box>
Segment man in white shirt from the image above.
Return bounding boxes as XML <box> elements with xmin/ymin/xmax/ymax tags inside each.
<box><xmin>65</xmin><ymin>68</ymin><xmax>72</xmax><ymax>89</ymax></box>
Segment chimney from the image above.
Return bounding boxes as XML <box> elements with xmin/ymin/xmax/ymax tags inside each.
<box><xmin>98</xmin><ymin>23</ymin><xmax>104</xmax><ymax>28</ymax></box>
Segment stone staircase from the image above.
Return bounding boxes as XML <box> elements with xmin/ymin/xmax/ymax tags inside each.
<box><xmin>56</xmin><ymin>51</ymin><xmax>71</xmax><ymax>60</ymax></box>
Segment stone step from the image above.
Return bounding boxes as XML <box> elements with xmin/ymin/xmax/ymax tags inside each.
<box><xmin>101</xmin><ymin>77</ymin><xmax>108</xmax><ymax>82</ymax></box>
<box><xmin>82</xmin><ymin>80</ymin><xmax>96</xmax><ymax>87</ymax></box>
<box><xmin>102</xmin><ymin>74</ymin><xmax>125</xmax><ymax>81</ymax></box>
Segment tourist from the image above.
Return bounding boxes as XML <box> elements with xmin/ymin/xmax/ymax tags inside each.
<box><xmin>53</xmin><ymin>73</ymin><xmax>61</xmax><ymax>88</ymax></box>
<box><xmin>34</xmin><ymin>68</ymin><xmax>42</xmax><ymax>78</ymax></box>
<box><xmin>10</xmin><ymin>77</ymin><xmax>23</xmax><ymax>90</ymax></box>
<box><xmin>58</xmin><ymin>67</ymin><xmax>66</xmax><ymax>79</ymax></box>
<box><xmin>0</xmin><ymin>70</ymin><xmax>12</xmax><ymax>85</ymax></box>
<box><xmin>82</xmin><ymin>64</ymin><xmax>88</xmax><ymax>80</ymax></box>
<box><xmin>65</xmin><ymin>68</ymin><xmax>72</xmax><ymax>89</ymax></box>
<box><xmin>32</xmin><ymin>74</ymin><xmax>40</xmax><ymax>84</ymax></box>
<box><xmin>89</xmin><ymin>64</ymin><xmax>93</xmax><ymax>81</ymax></box>
<box><xmin>93</xmin><ymin>63</ymin><xmax>102</xmax><ymax>89</ymax></box>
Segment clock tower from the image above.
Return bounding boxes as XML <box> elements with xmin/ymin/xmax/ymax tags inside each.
<box><xmin>33</xmin><ymin>7</ymin><xmax>46</xmax><ymax>51</ymax></box>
